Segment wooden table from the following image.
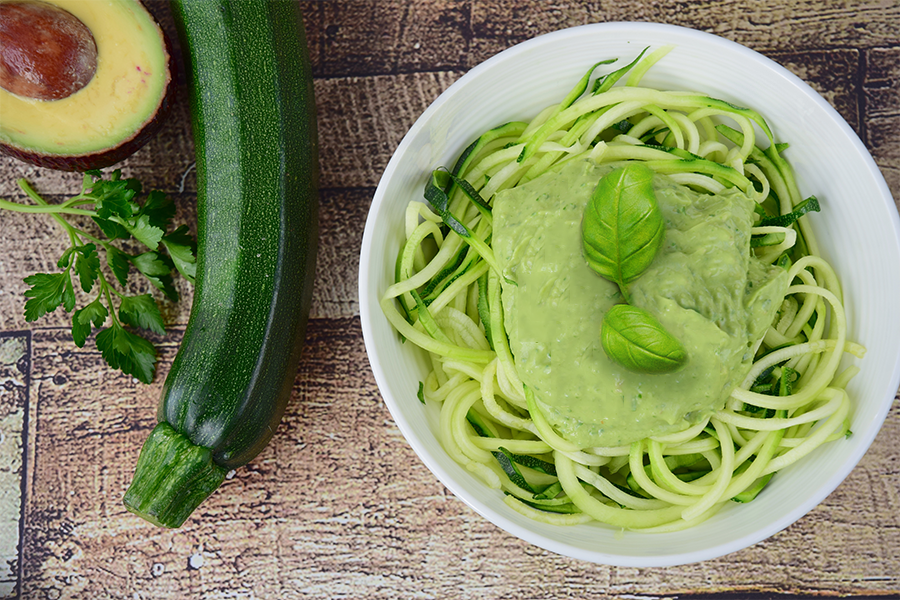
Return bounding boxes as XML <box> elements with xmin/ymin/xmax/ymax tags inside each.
<box><xmin>1</xmin><ymin>1</ymin><xmax>898</xmax><ymax>598</ymax></box>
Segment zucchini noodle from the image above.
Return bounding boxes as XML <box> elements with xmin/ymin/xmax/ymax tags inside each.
<box><xmin>381</xmin><ymin>48</ymin><xmax>865</xmax><ymax>531</ymax></box>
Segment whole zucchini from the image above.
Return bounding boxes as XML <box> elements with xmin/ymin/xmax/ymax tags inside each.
<box><xmin>123</xmin><ymin>0</ymin><xmax>319</xmax><ymax>527</ymax></box>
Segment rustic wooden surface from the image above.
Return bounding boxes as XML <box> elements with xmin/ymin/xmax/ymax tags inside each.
<box><xmin>1</xmin><ymin>1</ymin><xmax>899</xmax><ymax>599</ymax></box>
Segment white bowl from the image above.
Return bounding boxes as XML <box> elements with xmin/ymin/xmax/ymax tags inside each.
<box><xmin>359</xmin><ymin>22</ymin><xmax>900</xmax><ymax>566</ymax></box>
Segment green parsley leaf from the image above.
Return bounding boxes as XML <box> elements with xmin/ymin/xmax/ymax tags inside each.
<box><xmin>61</xmin><ymin>272</ymin><xmax>76</xmax><ymax>312</ymax></box>
<box><xmin>7</xmin><ymin>170</ymin><xmax>196</xmax><ymax>385</ymax></box>
<box><xmin>23</xmin><ymin>272</ymin><xmax>73</xmax><ymax>321</ymax></box>
<box><xmin>106</xmin><ymin>246</ymin><xmax>131</xmax><ymax>287</ymax></box>
<box><xmin>153</xmin><ymin>274</ymin><xmax>178</xmax><ymax>302</ymax></box>
<box><xmin>131</xmin><ymin>251</ymin><xmax>178</xmax><ymax>301</ymax></box>
<box><xmin>121</xmin><ymin>173</ymin><xmax>143</xmax><ymax>195</ymax></box>
<box><xmin>95</xmin><ymin>323</ymin><xmax>157</xmax><ymax>384</ymax></box>
<box><xmin>92</xmin><ymin>216</ymin><xmax>130</xmax><ymax>241</ymax></box>
<box><xmin>121</xmin><ymin>213</ymin><xmax>164</xmax><ymax>250</ymax></box>
<box><xmin>56</xmin><ymin>247</ymin><xmax>75</xmax><ymax>269</ymax></box>
<box><xmin>161</xmin><ymin>225</ymin><xmax>197</xmax><ymax>283</ymax></box>
<box><xmin>131</xmin><ymin>250</ymin><xmax>172</xmax><ymax>277</ymax></box>
<box><xmin>139</xmin><ymin>190</ymin><xmax>176</xmax><ymax>231</ymax></box>
<box><xmin>72</xmin><ymin>320</ymin><xmax>89</xmax><ymax>348</ymax></box>
<box><xmin>89</xmin><ymin>176</ymin><xmax>138</xmax><ymax>220</ymax></box>
<box><xmin>72</xmin><ymin>298</ymin><xmax>109</xmax><ymax>347</ymax></box>
<box><xmin>119</xmin><ymin>294</ymin><xmax>165</xmax><ymax>335</ymax></box>
<box><xmin>73</xmin><ymin>244</ymin><xmax>100</xmax><ymax>292</ymax></box>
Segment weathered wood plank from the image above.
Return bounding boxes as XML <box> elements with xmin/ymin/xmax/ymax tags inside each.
<box><xmin>297</xmin><ymin>1</ymin><xmax>900</xmax><ymax>76</ymax></box>
<box><xmin>19</xmin><ymin>326</ymin><xmax>176</xmax><ymax>600</ymax></box>
<box><xmin>865</xmin><ymin>47</ymin><xmax>900</xmax><ymax>207</ymax></box>
<box><xmin>471</xmin><ymin>1</ymin><xmax>900</xmax><ymax>55</ymax></box>
<box><xmin>16</xmin><ymin>319</ymin><xmax>900</xmax><ymax>599</ymax></box>
<box><xmin>0</xmin><ymin>333</ymin><xmax>29</xmax><ymax>599</ymax></box>
<box><xmin>314</xmin><ymin>72</ymin><xmax>460</xmax><ymax>189</ymax></box>
<box><xmin>0</xmin><ymin>209</ymin><xmax>67</xmax><ymax>332</ymax></box>
<box><xmin>312</xmin><ymin>188</ymin><xmax>374</xmax><ymax>318</ymax></box>
<box><xmin>304</xmin><ymin>1</ymin><xmax>470</xmax><ymax>76</ymax></box>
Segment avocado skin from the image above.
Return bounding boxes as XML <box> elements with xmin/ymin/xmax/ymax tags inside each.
<box><xmin>0</xmin><ymin>0</ymin><xmax>175</xmax><ymax>172</ymax></box>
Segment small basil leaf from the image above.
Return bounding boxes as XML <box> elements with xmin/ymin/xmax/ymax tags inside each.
<box><xmin>600</xmin><ymin>304</ymin><xmax>687</xmax><ymax>374</ymax></box>
<box><xmin>582</xmin><ymin>163</ymin><xmax>664</xmax><ymax>302</ymax></box>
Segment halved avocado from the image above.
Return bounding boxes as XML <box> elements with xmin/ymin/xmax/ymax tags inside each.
<box><xmin>0</xmin><ymin>0</ymin><xmax>173</xmax><ymax>171</ymax></box>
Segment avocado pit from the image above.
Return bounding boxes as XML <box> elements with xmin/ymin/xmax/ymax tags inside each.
<box><xmin>0</xmin><ymin>0</ymin><xmax>98</xmax><ymax>100</ymax></box>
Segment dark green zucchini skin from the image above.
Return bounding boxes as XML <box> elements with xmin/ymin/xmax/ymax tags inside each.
<box><xmin>162</xmin><ymin>0</ymin><xmax>318</xmax><ymax>469</ymax></box>
<box><xmin>124</xmin><ymin>0</ymin><xmax>318</xmax><ymax>527</ymax></box>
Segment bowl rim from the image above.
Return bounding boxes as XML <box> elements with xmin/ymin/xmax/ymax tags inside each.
<box><xmin>359</xmin><ymin>20</ymin><xmax>900</xmax><ymax>566</ymax></box>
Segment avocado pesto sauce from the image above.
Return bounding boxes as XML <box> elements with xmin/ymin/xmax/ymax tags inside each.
<box><xmin>493</xmin><ymin>158</ymin><xmax>789</xmax><ymax>447</ymax></box>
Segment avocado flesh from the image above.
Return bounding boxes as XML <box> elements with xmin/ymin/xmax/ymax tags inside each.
<box><xmin>0</xmin><ymin>0</ymin><xmax>171</xmax><ymax>171</ymax></box>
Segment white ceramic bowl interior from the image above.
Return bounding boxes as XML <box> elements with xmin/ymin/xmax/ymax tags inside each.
<box><xmin>359</xmin><ymin>22</ymin><xmax>900</xmax><ymax>566</ymax></box>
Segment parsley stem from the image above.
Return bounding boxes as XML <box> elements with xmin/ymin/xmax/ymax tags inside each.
<box><xmin>64</xmin><ymin>198</ymin><xmax>97</xmax><ymax>207</ymax></box>
<box><xmin>68</xmin><ymin>227</ymin><xmax>107</xmax><ymax>248</ymax></box>
<box><xmin>102</xmin><ymin>276</ymin><xmax>122</xmax><ymax>327</ymax></box>
<box><xmin>13</xmin><ymin>179</ymin><xmax>96</xmax><ymax>218</ymax></box>
<box><xmin>0</xmin><ymin>198</ymin><xmax>96</xmax><ymax>217</ymax></box>
<box><xmin>16</xmin><ymin>178</ymin><xmax>44</xmax><ymax>205</ymax></box>
<box><xmin>8</xmin><ymin>180</ymin><xmax>96</xmax><ymax>216</ymax></box>
<box><xmin>108</xmin><ymin>282</ymin><xmax>129</xmax><ymax>299</ymax></box>
<box><xmin>8</xmin><ymin>180</ymin><xmax>84</xmax><ymax>247</ymax></box>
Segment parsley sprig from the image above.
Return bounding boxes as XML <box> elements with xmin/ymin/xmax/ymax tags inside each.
<box><xmin>0</xmin><ymin>170</ymin><xmax>196</xmax><ymax>383</ymax></box>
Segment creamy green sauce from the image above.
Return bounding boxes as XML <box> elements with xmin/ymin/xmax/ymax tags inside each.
<box><xmin>493</xmin><ymin>158</ymin><xmax>788</xmax><ymax>447</ymax></box>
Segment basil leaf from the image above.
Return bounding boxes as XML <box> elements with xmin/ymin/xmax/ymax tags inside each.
<box><xmin>600</xmin><ymin>304</ymin><xmax>687</xmax><ymax>374</ymax></box>
<box><xmin>582</xmin><ymin>163</ymin><xmax>664</xmax><ymax>303</ymax></box>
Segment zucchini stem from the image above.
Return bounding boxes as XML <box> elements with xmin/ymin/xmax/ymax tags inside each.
<box><xmin>123</xmin><ymin>422</ymin><xmax>228</xmax><ymax>528</ymax></box>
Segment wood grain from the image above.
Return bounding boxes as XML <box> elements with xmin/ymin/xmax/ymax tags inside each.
<box><xmin>470</xmin><ymin>1</ymin><xmax>900</xmax><ymax>53</ymax></box>
<box><xmin>866</xmin><ymin>47</ymin><xmax>900</xmax><ymax>209</ymax></box>
<box><xmin>11</xmin><ymin>321</ymin><xmax>900</xmax><ymax>599</ymax></box>
<box><xmin>1</xmin><ymin>0</ymin><xmax>898</xmax><ymax>598</ymax></box>
<box><xmin>0</xmin><ymin>334</ymin><xmax>28</xmax><ymax>599</ymax></box>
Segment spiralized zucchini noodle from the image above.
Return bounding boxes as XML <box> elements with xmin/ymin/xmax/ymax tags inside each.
<box><xmin>380</xmin><ymin>46</ymin><xmax>865</xmax><ymax>531</ymax></box>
